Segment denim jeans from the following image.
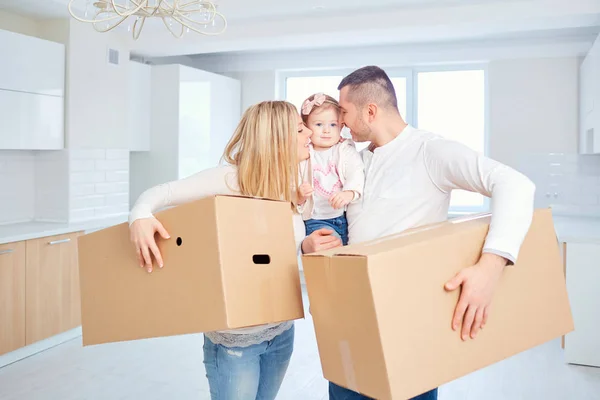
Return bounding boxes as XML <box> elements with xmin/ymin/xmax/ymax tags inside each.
<box><xmin>305</xmin><ymin>214</ymin><xmax>349</xmax><ymax>246</ymax></box>
<box><xmin>329</xmin><ymin>382</ymin><xmax>438</xmax><ymax>400</ymax></box>
<box><xmin>203</xmin><ymin>325</ymin><xmax>295</xmax><ymax>400</ymax></box>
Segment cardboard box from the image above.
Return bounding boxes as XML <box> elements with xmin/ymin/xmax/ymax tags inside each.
<box><xmin>302</xmin><ymin>209</ymin><xmax>573</xmax><ymax>400</ymax></box>
<box><xmin>78</xmin><ymin>195</ymin><xmax>304</xmax><ymax>346</ymax></box>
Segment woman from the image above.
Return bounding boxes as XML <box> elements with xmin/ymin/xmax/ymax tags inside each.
<box><xmin>129</xmin><ymin>101</ymin><xmax>341</xmax><ymax>400</ymax></box>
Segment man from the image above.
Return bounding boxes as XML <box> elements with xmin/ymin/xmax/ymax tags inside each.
<box><xmin>328</xmin><ymin>66</ymin><xmax>535</xmax><ymax>400</ymax></box>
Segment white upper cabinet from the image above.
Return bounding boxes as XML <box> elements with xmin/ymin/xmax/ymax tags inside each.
<box><xmin>579</xmin><ymin>34</ymin><xmax>600</xmax><ymax>154</ymax></box>
<box><xmin>0</xmin><ymin>29</ymin><xmax>65</xmax><ymax>150</ymax></box>
<box><xmin>0</xmin><ymin>30</ymin><xmax>65</xmax><ymax>97</ymax></box>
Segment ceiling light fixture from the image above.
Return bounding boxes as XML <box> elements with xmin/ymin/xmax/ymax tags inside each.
<box><xmin>67</xmin><ymin>0</ymin><xmax>227</xmax><ymax>40</ymax></box>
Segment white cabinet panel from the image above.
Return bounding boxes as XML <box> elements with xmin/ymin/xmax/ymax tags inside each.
<box><xmin>0</xmin><ymin>30</ymin><xmax>65</xmax><ymax>97</ymax></box>
<box><xmin>0</xmin><ymin>90</ymin><xmax>64</xmax><ymax>150</ymax></box>
<box><xmin>564</xmin><ymin>242</ymin><xmax>600</xmax><ymax>367</ymax></box>
<box><xmin>580</xmin><ymin>55</ymin><xmax>593</xmax><ymax>117</ymax></box>
<box><xmin>579</xmin><ymin>34</ymin><xmax>600</xmax><ymax>154</ymax></box>
<box><xmin>127</xmin><ymin>62</ymin><xmax>151</xmax><ymax>152</ymax></box>
<box><xmin>593</xmin><ymin>35</ymin><xmax>600</xmax><ymax>152</ymax></box>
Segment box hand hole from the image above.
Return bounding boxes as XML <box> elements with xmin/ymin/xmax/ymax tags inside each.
<box><xmin>252</xmin><ymin>254</ymin><xmax>271</xmax><ymax>265</ymax></box>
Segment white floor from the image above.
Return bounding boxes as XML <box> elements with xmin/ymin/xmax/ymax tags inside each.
<box><xmin>1</xmin><ymin>291</ymin><xmax>600</xmax><ymax>400</ymax></box>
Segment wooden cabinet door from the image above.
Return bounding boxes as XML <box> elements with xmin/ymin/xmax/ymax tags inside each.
<box><xmin>26</xmin><ymin>232</ymin><xmax>82</xmax><ymax>345</ymax></box>
<box><xmin>0</xmin><ymin>241</ymin><xmax>26</xmax><ymax>355</ymax></box>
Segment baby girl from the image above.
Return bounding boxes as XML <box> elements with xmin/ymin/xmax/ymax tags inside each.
<box><xmin>297</xmin><ymin>93</ymin><xmax>364</xmax><ymax>245</ymax></box>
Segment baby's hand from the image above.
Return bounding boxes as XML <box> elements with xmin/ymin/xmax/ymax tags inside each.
<box><xmin>329</xmin><ymin>191</ymin><xmax>354</xmax><ymax>209</ymax></box>
<box><xmin>298</xmin><ymin>183</ymin><xmax>313</xmax><ymax>204</ymax></box>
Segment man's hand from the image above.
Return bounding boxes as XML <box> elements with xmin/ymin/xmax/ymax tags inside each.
<box><xmin>298</xmin><ymin>183</ymin><xmax>313</xmax><ymax>205</ymax></box>
<box><xmin>329</xmin><ymin>191</ymin><xmax>355</xmax><ymax>209</ymax></box>
<box><xmin>301</xmin><ymin>228</ymin><xmax>342</xmax><ymax>254</ymax></box>
<box><xmin>444</xmin><ymin>253</ymin><xmax>508</xmax><ymax>340</ymax></box>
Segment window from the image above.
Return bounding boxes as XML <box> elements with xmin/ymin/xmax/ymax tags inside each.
<box><xmin>280</xmin><ymin>66</ymin><xmax>487</xmax><ymax>212</ymax></box>
<box><xmin>417</xmin><ymin>69</ymin><xmax>486</xmax><ymax>211</ymax></box>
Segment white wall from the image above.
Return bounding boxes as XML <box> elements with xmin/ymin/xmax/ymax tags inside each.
<box><xmin>0</xmin><ymin>151</ymin><xmax>36</xmax><ymax>224</ymax></box>
<box><xmin>68</xmin><ymin>149</ymin><xmax>130</xmax><ymax>222</ymax></box>
<box><xmin>66</xmin><ymin>21</ymin><xmax>131</xmax><ymax>149</ymax></box>
<box><xmin>488</xmin><ymin>57</ymin><xmax>580</xmax><ymax>168</ymax></box>
<box><xmin>35</xmin><ymin>150</ymin><xmax>69</xmax><ymax>222</ymax></box>
<box><xmin>224</xmin><ymin>71</ymin><xmax>277</xmax><ymax>112</ymax></box>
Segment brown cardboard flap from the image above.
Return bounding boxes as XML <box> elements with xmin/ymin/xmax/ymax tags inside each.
<box><xmin>306</xmin><ymin>212</ymin><xmax>494</xmax><ymax>258</ymax></box>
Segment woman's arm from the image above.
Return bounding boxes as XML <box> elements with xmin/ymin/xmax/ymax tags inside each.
<box><xmin>129</xmin><ymin>166</ymin><xmax>235</xmax><ymax>224</ymax></box>
<box><xmin>129</xmin><ymin>165</ymin><xmax>236</xmax><ymax>272</ymax></box>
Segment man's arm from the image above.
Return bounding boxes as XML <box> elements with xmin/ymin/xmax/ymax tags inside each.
<box><xmin>423</xmin><ymin>137</ymin><xmax>536</xmax><ymax>340</ymax></box>
<box><xmin>423</xmin><ymin>137</ymin><xmax>536</xmax><ymax>262</ymax></box>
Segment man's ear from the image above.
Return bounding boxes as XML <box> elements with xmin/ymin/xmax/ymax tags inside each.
<box><xmin>367</xmin><ymin>103</ymin><xmax>378</xmax><ymax>122</ymax></box>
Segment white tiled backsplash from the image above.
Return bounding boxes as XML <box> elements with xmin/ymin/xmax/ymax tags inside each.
<box><xmin>35</xmin><ymin>150</ymin><xmax>69</xmax><ymax>222</ymax></box>
<box><xmin>69</xmin><ymin>149</ymin><xmax>130</xmax><ymax>222</ymax></box>
<box><xmin>516</xmin><ymin>153</ymin><xmax>600</xmax><ymax>217</ymax></box>
<box><xmin>0</xmin><ymin>151</ymin><xmax>36</xmax><ymax>224</ymax></box>
<box><xmin>0</xmin><ymin>148</ymin><xmax>130</xmax><ymax>225</ymax></box>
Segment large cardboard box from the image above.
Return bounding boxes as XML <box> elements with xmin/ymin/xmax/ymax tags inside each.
<box><xmin>78</xmin><ymin>195</ymin><xmax>304</xmax><ymax>346</ymax></box>
<box><xmin>303</xmin><ymin>209</ymin><xmax>573</xmax><ymax>400</ymax></box>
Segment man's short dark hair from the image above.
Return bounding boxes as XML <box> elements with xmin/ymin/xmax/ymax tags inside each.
<box><xmin>338</xmin><ymin>66</ymin><xmax>398</xmax><ymax>111</ymax></box>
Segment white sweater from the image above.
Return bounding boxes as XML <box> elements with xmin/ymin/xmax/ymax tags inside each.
<box><xmin>299</xmin><ymin>140</ymin><xmax>365</xmax><ymax>221</ymax></box>
<box><xmin>129</xmin><ymin>165</ymin><xmax>306</xmax><ymax>341</ymax></box>
<box><xmin>346</xmin><ymin>125</ymin><xmax>536</xmax><ymax>262</ymax></box>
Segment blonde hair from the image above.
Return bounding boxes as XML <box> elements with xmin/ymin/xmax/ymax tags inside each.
<box><xmin>222</xmin><ymin>101</ymin><xmax>300</xmax><ymax>207</ymax></box>
<box><xmin>301</xmin><ymin>93</ymin><xmax>341</xmax><ymax>125</ymax></box>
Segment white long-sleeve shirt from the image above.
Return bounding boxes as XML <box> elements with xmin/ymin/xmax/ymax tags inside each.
<box><xmin>346</xmin><ymin>125</ymin><xmax>536</xmax><ymax>262</ymax></box>
<box><xmin>129</xmin><ymin>165</ymin><xmax>306</xmax><ymax>341</ymax></box>
<box><xmin>302</xmin><ymin>140</ymin><xmax>365</xmax><ymax>220</ymax></box>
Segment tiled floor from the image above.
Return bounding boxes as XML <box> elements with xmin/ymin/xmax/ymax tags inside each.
<box><xmin>1</xmin><ymin>291</ymin><xmax>599</xmax><ymax>400</ymax></box>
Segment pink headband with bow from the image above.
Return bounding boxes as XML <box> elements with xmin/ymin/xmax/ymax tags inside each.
<box><xmin>301</xmin><ymin>93</ymin><xmax>327</xmax><ymax>116</ymax></box>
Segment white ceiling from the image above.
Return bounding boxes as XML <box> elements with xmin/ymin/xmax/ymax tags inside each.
<box><xmin>0</xmin><ymin>0</ymin><xmax>511</xmax><ymax>21</ymax></box>
<box><xmin>0</xmin><ymin>0</ymin><xmax>598</xmax><ymax>58</ymax></box>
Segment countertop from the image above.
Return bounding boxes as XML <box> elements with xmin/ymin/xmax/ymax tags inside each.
<box><xmin>552</xmin><ymin>215</ymin><xmax>600</xmax><ymax>244</ymax></box>
<box><xmin>1</xmin><ymin>213</ymin><xmax>599</xmax><ymax>246</ymax></box>
<box><xmin>0</xmin><ymin>216</ymin><xmax>128</xmax><ymax>245</ymax></box>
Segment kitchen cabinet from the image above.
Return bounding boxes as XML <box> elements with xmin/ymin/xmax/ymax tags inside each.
<box><xmin>25</xmin><ymin>232</ymin><xmax>82</xmax><ymax>345</ymax></box>
<box><xmin>579</xmin><ymin>34</ymin><xmax>600</xmax><ymax>154</ymax></box>
<box><xmin>0</xmin><ymin>89</ymin><xmax>64</xmax><ymax>150</ymax></box>
<box><xmin>0</xmin><ymin>29</ymin><xmax>65</xmax><ymax>150</ymax></box>
<box><xmin>128</xmin><ymin>61</ymin><xmax>152</xmax><ymax>152</ymax></box>
<box><xmin>0</xmin><ymin>241</ymin><xmax>26</xmax><ymax>356</ymax></box>
<box><xmin>130</xmin><ymin>64</ymin><xmax>241</xmax><ymax>204</ymax></box>
<box><xmin>0</xmin><ymin>29</ymin><xmax>64</xmax><ymax>97</ymax></box>
<box><xmin>564</xmin><ymin>242</ymin><xmax>600</xmax><ymax>367</ymax></box>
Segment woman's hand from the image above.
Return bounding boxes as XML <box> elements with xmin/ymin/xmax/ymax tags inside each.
<box><xmin>129</xmin><ymin>217</ymin><xmax>170</xmax><ymax>273</ymax></box>
<box><xmin>301</xmin><ymin>228</ymin><xmax>342</xmax><ymax>254</ymax></box>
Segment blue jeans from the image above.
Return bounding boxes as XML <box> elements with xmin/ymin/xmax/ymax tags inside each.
<box><xmin>203</xmin><ymin>325</ymin><xmax>295</xmax><ymax>400</ymax></box>
<box><xmin>329</xmin><ymin>383</ymin><xmax>437</xmax><ymax>400</ymax></box>
<box><xmin>305</xmin><ymin>214</ymin><xmax>349</xmax><ymax>246</ymax></box>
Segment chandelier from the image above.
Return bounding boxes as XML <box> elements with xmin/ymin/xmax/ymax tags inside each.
<box><xmin>67</xmin><ymin>0</ymin><xmax>227</xmax><ymax>40</ymax></box>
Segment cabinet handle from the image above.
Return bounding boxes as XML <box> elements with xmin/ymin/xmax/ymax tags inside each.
<box><xmin>48</xmin><ymin>238</ymin><xmax>71</xmax><ymax>245</ymax></box>
<box><xmin>0</xmin><ymin>249</ymin><xmax>15</xmax><ymax>255</ymax></box>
